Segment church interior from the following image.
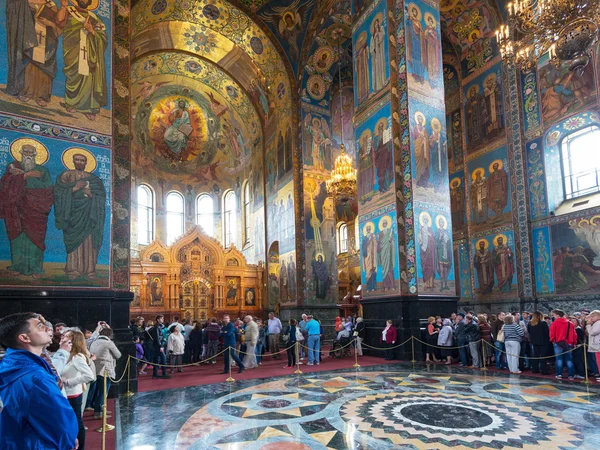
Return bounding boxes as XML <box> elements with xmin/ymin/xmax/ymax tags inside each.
<box><xmin>1</xmin><ymin>0</ymin><xmax>600</xmax><ymax>448</ymax></box>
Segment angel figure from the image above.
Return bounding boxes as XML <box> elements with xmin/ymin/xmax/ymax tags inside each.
<box><xmin>135</xmin><ymin>81</ymin><xmax>169</xmax><ymax>102</ymax></box>
<box><xmin>304</xmin><ymin>114</ymin><xmax>331</xmax><ymax>171</ymax></box>
<box><xmin>259</xmin><ymin>0</ymin><xmax>315</xmax><ymax>59</ymax></box>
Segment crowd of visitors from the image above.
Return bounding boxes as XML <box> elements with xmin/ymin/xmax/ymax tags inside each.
<box><xmin>422</xmin><ymin>309</ymin><xmax>600</xmax><ymax>381</ymax></box>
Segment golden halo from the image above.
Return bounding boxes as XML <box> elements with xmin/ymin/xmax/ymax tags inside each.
<box><xmin>362</xmin><ymin>221</ymin><xmax>375</xmax><ymax>236</ymax></box>
<box><xmin>493</xmin><ymin>233</ymin><xmax>508</xmax><ymax>247</ymax></box>
<box><xmin>370</xmin><ymin>13</ymin><xmax>384</xmax><ymax>34</ymax></box>
<box><xmin>484</xmin><ymin>73</ymin><xmax>497</xmax><ymax>87</ymax></box>
<box><xmin>315</xmin><ymin>252</ymin><xmax>325</xmax><ymax>261</ymax></box>
<box><xmin>70</xmin><ymin>0</ymin><xmax>99</xmax><ymax>10</ymax></box>
<box><xmin>424</xmin><ymin>12</ymin><xmax>436</xmax><ymax>28</ymax></box>
<box><xmin>375</xmin><ymin>117</ymin><xmax>388</xmax><ymax>133</ymax></box>
<box><xmin>414</xmin><ymin>111</ymin><xmax>426</xmax><ymax>124</ymax></box>
<box><xmin>471</xmin><ymin>167</ymin><xmax>485</xmax><ymax>180</ymax></box>
<box><xmin>359</xmin><ymin>129</ymin><xmax>372</xmax><ymax>148</ymax></box>
<box><xmin>378</xmin><ymin>215</ymin><xmax>392</xmax><ymax>231</ymax></box>
<box><xmin>578</xmin><ymin>219</ymin><xmax>590</xmax><ymax>228</ymax></box>
<box><xmin>61</xmin><ymin>148</ymin><xmax>98</xmax><ymax>173</ymax></box>
<box><xmin>590</xmin><ymin>215</ymin><xmax>600</xmax><ymax>226</ymax></box>
<box><xmin>489</xmin><ymin>159</ymin><xmax>503</xmax><ymax>172</ymax></box>
<box><xmin>467</xmin><ymin>85</ymin><xmax>480</xmax><ymax>97</ymax></box>
<box><xmin>435</xmin><ymin>214</ymin><xmax>447</xmax><ymax>229</ymax></box>
<box><xmin>357</xmin><ymin>31</ymin><xmax>368</xmax><ymax>46</ymax></box>
<box><xmin>450</xmin><ymin>177</ymin><xmax>461</xmax><ymax>187</ymax></box>
<box><xmin>476</xmin><ymin>239</ymin><xmax>489</xmax><ymax>250</ymax></box>
<box><xmin>407</xmin><ymin>3</ymin><xmax>422</xmax><ymax>21</ymax></box>
<box><xmin>9</xmin><ymin>138</ymin><xmax>49</xmax><ymax>165</ymax></box>
<box><xmin>431</xmin><ymin>118</ymin><xmax>442</xmax><ymax>132</ymax></box>
<box><xmin>418</xmin><ymin>211</ymin><xmax>432</xmax><ymax>227</ymax></box>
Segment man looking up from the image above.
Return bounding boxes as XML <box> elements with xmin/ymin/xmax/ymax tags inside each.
<box><xmin>0</xmin><ymin>312</ymin><xmax>78</xmax><ymax>449</ymax></box>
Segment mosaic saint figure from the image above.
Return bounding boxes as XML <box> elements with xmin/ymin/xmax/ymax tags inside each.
<box><xmin>406</xmin><ymin>4</ymin><xmax>427</xmax><ymax>83</ymax></box>
<box><xmin>226</xmin><ymin>280</ymin><xmax>237</xmax><ymax>305</ymax></box>
<box><xmin>279</xmin><ymin>260</ymin><xmax>288</xmax><ymax>301</ymax></box>
<box><xmin>358</xmin><ymin>131</ymin><xmax>375</xmax><ymax>199</ymax></box>
<box><xmin>470</xmin><ymin>169</ymin><xmax>488</xmax><ymax>225</ymax></box>
<box><xmin>559</xmin><ymin>246</ymin><xmax>591</xmax><ymax>291</ymax></box>
<box><xmin>435</xmin><ymin>216</ymin><xmax>452</xmax><ymax>291</ymax></box>
<box><xmin>312</xmin><ymin>254</ymin><xmax>330</xmax><ymax>298</ymax></box>
<box><xmin>54</xmin><ymin>152</ymin><xmax>106</xmax><ymax>280</ymax></box>
<box><xmin>287</xmin><ymin>255</ymin><xmax>296</xmax><ymax>299</ymax></box>
<box><xmin>492</xmin><ymin>236</ymin><xmax>514</xmax><ymax>293</ymax></box>
<box><xmin>361</xmin><ymin>223</ymin><xmax>377</xmax><ymax>291</ymax></box>
<box><xmin>150</xmin><ymin>277</ymin><xmax>163</xmax><ymax>303</ymax></box>
<box><xmin>418</xmin><ymin>213</ymin><xmax>436</xmax><ymax>290</ymax></box>
<box><xmin>355</xmin><ymin>32</ymin><xmax>370</xmax><ymax>102</ymax></box>
<box><xmin>412</xmin><ymin>112</ymin><xmax>430</xmax><ymax>187</ymax></box>
<box><xmin>429</xmin><ymin>118</ymin><xmax>445</xmax><ymax>190</ymax></box>
<box><xmin>473</xmin><ymin>240</ymin><xmax>494</xmax><ymax>294</ymax></box>
<box><xmin>163</xmin><ymin>100</ymin><xmax>191</xmax><ymax>154</ymax></box>
<box><xmin>59</xmin><ymin>0</ymin><xmax>108</xmax><ymax>121</ymax></box>
<box><xmin>377</xmin><ymin>217</ymin><xmax>396</xmax><ymax>290</ymax></box>
<box><xmin>369</xmin><ymin>17</ymin><xmax>386</xmax><ymax>91</ymax></box>
<box><xmin>0</xmin><ymin>142</ymin><xmax>54</xmax><ymax>277</ymax></box>
<box><xmin>487</xmin><ymin>161</ymin><xmax>508</xmax><ymax>218</ymax></box>
<box><xmin>465</xmin><ymin>85</ymin><xmax>489</xmax><ymax>149</ymax></box>
<box><xmin>373</xmin><ymin>120</ymin><xmax>392</xmax><ymax>194</ymax></box>
<box><xmin>6</xmin><ymin>0</ymin><xmax>62</xmax><ymax>106</ymax></box>
<box><xmin>423</xmin><ymin>13</ymin><xmax>441</xmax><ymax>81</ymax></box>
<box><xmin>250</xmin><ymin>78</ymin><xmax>270</xmax><ymax>118</ymax></box>
<box><xmin>450</xmin><ymin>179</ymin><xmax>465</xmax><ymax>228</ymax></box>
<box><xmin>304</xmin><ymin>114</ymin><xmax>330</xmax><ymax>171</ymax></box>
<box><xmin>484</xmin><ymin>74</ymin><xmax>503</xmax><ymax>134</ymax></box>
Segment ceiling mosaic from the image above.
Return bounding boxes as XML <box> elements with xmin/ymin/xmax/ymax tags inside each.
<box><xmin>131</xmin><ymin>53</ymin><xmax>261</xmax><ymax>184</ymax></box>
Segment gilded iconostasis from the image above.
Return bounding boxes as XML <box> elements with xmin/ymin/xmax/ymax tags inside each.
<box><xmin>0</xmin><ymin>0</ymin><xmax>598</xmax><ymax>316</ymax></box>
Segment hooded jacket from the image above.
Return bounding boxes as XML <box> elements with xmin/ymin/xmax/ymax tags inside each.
<box><xmin>0</xmin><ymin>348</ymin><xmax>78</xmax><ymax>449</ymax></box>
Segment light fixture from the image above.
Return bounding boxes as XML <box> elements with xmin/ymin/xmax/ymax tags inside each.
<box><xmin>326</xmin><ymin>44</ymin><xmax>357</xmax><ymax>203</ymax></box>
<box><xmin>496</xmin><ymin>0</ymin><xmax>599</xmax><ymax>75</ymax></box>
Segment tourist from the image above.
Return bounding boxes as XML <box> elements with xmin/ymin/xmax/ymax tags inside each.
<box><xmin>0</xmin><ymin>312</ymin><xmax>79</xmax><ymax>450</ymax></box>
<box><xmin>242</xmin><ymin>316</ymin><xmax>258</xmax><ymax>369</ymax></box>
<box><xmin>298</xmin><ymin>314</ymin><xmax>308</xmax><ymax>359</ymax></box>
<box><xmin>437</xmin><ymin>318</ymin><xmax>454</xmax><ymax>364</ymax></box>
<box><xmin>491</xmin><ymin>312</ymin><xmax>507</xmax><ymax>369</ymax></box>
<box><xmin>354</xmin><ymin>317</ymin><xmax>365</xmax><ymax>356</ymax></box>
<box><xmin>135</xmin><ymin>336</ymin><xmax>148</xmax><ymax>375</ymax></box>
<box><xmin>478</xmin><ymin>314</ymin><xmax>492</xmax><ymax>365</ymax></box>
<box><xmin>204</xmin><ymin>318</ymin><xmax>221</xmax><ymax>364</ymax></box>
<box><xmin>183</xmin><ymin>319</ymin><xmax>194</xmax><ymax>363</ymax></box>
<box><xmin>168</xmin><ymin>315</ymin><xmax>185</xmax><ymax>334</ymax></box>
<box><xmin>141</xmin><ymin>319</ymin><xmax>154</xmax><ymax>373</ymax></box>
<box><xmin>336</xmin><ymin>317</ymin><xmax>350</xmax><ymax>341</ymax></box>
<box><xmin>454</xmin><ymin>313</ymin><xmax>468</xmax><ymax>366</ymax></box>
<box><xmin>425</xmin><ymin>316</ymin><xmax>439</xmax><ymax>363</ymax></box>
<box><xmin>189</xmin><ymin>322</ymin><xmax>203</xmax><ymax>363</ymax></box>
<box><xmin>503</xmin><ymin>314</ymin><xmax>524</xmax><ymax>374</ymax></box>
<box><xmin>268</xmin><ymin>312</ymin><xmax>282</xmax><ymax>359</ymax></box>
<box><xmin>283</xmin><ymin>319</ymin><xmax>298</xmax><ymax>369</ymax></box>
<box><xmin>85</xmin><ymin>321</ymin><xmax>104</xmax><ymax>349</ymax></box>
<box><xmin>167</xmin><ymin>325</ymin><xmax>185</xmax><ymax>373</ymax></box>
<box><xmin>335</xmin><ymin>316</ymin><xmax>343</xmax><ymax>335</ymax></box>
<box><xmin>61</xmin><ymin>330</ymin><xmax>95</xmax><ymax>450</ymax></box>
<box><xmin>549</xmin><ymin>309</ymin><xmax>577</xmax><ymax>380</ymax></box>
<box><xmin>381</xmin><ymin>320</ymin><xmax>397</xmax><ymax>361</ymax></box>
<box><xmin>89</xmin><ymin>327</ymin><xmax>122</xmax><ymax>419</ymax></box>
<box><xmin>570</xmin><ymin>316</ymin><xmax>586</xmax><ymax>379</ymax></box>
<box><xmin>585</xmin><ymin>310</ymin><xmax>600</xmax><ymax>381</ymax></box>
<box><xmin>149</xmin><ymin>315</ymin><xmax>170</xmax><ymax>379</ymax></box>
<box><xmin>464</xmin><ymin>314</ymin><xmax>481</xmax><ymax>368</ymax></box>
<box><xmin>306</xmin><ymin>315</ymin><xmax>321</xmax><ymax>366</ymax></box>
<box><xmin>527</xmin><ymin>311</ymin><xmax>550</xmax><ymax>375</ymax></box>
<box><xmin>130</xmin><ymin>317</ymin><xmax>145</xmax><ymax>340</ymax></box>
<box><xmin>220</xmin><ymin>315</ymin><xmax>245</xmax><ymax>374</ymax></box>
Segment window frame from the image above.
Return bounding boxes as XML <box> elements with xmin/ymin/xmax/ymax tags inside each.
<box><xmin>560</xmin><ymin>125</ymin><xmax>600</xmax><ymax>200</ymax></box>
<box><xmin>337</xmin><ymin>222</ymin><xmax>348</xmax><ymax>255</ymax></box>
<box><xmin>243</xmin><ymin>181</ymin><xmax>251</xmax><ymax>246</ymax></box>
<box><xmin>223</xmin><ymin>190</ymin><xmax>237</xmax><ymax>248</ymax></box>
<box><xmin>166</xmin><ymin>191</ymin><xmax>185</xmax><ymax>245</ymax></box>
<box><xmin>137</xmin><ymin>184</ymin><xmax>154</xmax><ymax>245</ymax></box>
<box><xmin>196</xmin><ymin>193</ymin><xmax>214</xmax><ymax>237</ymax></box>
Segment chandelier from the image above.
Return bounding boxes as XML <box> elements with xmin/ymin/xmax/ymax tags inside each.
<box><xmin>326</xmin><ymin>43</ymin><xmax>356</xmax><ymax>203</ymax></box>
<box><xmin>496</xmin><ymin>0</ymin><xmax>600</xmax><ymax>75</ymax></box>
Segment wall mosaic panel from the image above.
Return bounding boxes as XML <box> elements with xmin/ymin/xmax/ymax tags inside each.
<box><xmin>471</xmin><ymin>229</ymin><xmax>517</xmax><ymax>301</ymax></box>
<box><xmin>449</xmin><ymin>170</ymin><xmax>467</xmax><ymax>238</ymax></box>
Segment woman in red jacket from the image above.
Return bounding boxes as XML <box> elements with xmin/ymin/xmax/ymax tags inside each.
<box><xmin>381</xmin><ymin>320</ymin><xmax>397</xmax><ymax>360</ymax></box>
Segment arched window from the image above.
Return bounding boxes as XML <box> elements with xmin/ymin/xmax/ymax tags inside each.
<box><xmin>338</xmin><ymin>222</ymin><xmax>348</xmax><ymax>254</ymax></box>
<box><xmin>196</xmin><ymin>194</ymin><xmax>214</xmax><ymax>237</ymax></box>
<box><xmin>355</xmin><ymin>220</ymin><xmax>360</xmax><ymax>251</ymax></box>
<box><xmin>243</xmin><ymin>181</ymin><xmax>251</xmax><ymax>246</ymax></box>
<box><xmin>223</xmin><ymin>190</ymin><xmax>237</xmax><ymax>248</ymax></box>
<box><xmin>137</xmin><ymin>184</ymin><xmax>154</xmax><ymax>245</ymax></box>
<box><xmin>561</xmin><ymin>125</ymin><xmax>600</xmax><ymax>199</ymax></box>
<box><xmin>166</xmin><ymin>191</ymin><xmax>184</xmax><ymax>245</ymax></box>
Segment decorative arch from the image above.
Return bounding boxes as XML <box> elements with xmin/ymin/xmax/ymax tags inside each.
<box><xmin>170</xmin><ymin>225</ymin><xmax>228</xmax><ymax>266</ymax></box>
<box><xmin>139</xmin><ymin>239</ymin><xmax>171</xmax><ymax>263</ymax></box>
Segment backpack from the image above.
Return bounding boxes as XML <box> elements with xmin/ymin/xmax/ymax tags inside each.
<box><xmin>282</xmin><ymin>326</ymin><xmax>290</xmax><ymax>343</ymax></box>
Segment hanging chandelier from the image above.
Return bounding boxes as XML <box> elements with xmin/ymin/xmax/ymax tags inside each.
<box><xmin>326</xmin><ymin>44</ymin><xmax>356</xmax><ymax>203</ymax></box>
<box><xmin>495</xmin><ymin>0</ymin><xmax>600</xmax><ymax>75</ymax></box>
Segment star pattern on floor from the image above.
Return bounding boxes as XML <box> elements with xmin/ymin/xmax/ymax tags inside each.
<box><xmin>486</xmin><ymin>382</ymin><xmax>597</xmax><ymax>404</ymax></box>
<box><xmin>387</xmin><ymin>373</ymin><xmax>471</xmax><ymax>390</ymax></box>
<box><xmin>298</xmin><ymin>375</ymin><xmax>375</xmax><ymax>393</ymax></box>
<box><xmin>212</xmin><ymin>424</ymin><xmax>341</xmax><ymax>449</ymax></box>
<box><xmin>224</xmin><ymin>392</ymin><xmax>327</xmax><ymax>418</ymax></box>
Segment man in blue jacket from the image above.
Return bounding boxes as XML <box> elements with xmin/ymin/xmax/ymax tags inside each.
<box><xmin>220</xmin><ymin>314</ymin><xmax>245</xmax><ymax>374</ymax></box>
<box><xmin>0</xmin><ymin>312</ymin><xmax>78</xmax><ymax>449</ymax></box>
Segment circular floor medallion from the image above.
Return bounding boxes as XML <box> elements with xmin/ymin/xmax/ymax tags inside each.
<box><xmin>398</xmin><ymin>403</ymin><xmax>494</xmax><ymax>429</ymax></box>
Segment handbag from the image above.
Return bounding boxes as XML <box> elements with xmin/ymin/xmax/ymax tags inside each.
<box><xmin>353</xmin><ymin>331</ymin><xmax>359</xmax><ymax>337</ymax></box>
<box><xmin>282</xmin><ymin>326</ymin><xmax>290</xmax><ymax>343</ymax></box>
<box><xmin>556</xmin><ymin>322</ymin><xmax>571</xmax><ymax>351</ymax></box>
<box><xmin>296</xmin><ymin>328</ymin><xmax>304</xmax><ymax>341</ymax></box>
<box><xmin>496</xmin><ymin>326</ymin><xmax>505</xmax><ymax>343</ymax></box>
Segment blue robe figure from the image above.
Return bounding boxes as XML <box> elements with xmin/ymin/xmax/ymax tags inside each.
<box><xmin>407</xmin><ymin>6</ymin><xmax>428</xmax><ymax>83</ymax></box>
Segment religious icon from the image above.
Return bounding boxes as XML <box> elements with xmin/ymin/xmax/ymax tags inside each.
<box><xmin>0</xmin><ymin>138</ymin><xmax>53</xmax><ymax>278</ymax></box>
<box><xmin>373</xmin><ymin>118</ymin><xmax>392</xmax><ymax>194</ymax></box>
<box><xmin>259</xmin><ymin>0</ymin><xmax>315</xmax><ymax>59</ymax></box>
<box><xmin>361</xmin><ymin>221</ymin><xmax>377</xmax><ymax>291</ymax></box>
<box><xmin>244</xmin><ymin>288</ymin><xmax>255</xmax><ymax>306</ymax></box>
<box><xmin>412</xmin><ymin>111</ymin><xmax>430</xmax><ymax>187</ymax></box>
<box><xmin>450</xmin><ymin>177</ymin><xmax>465</xmax><ymax>229</ymax></box>
<box><xmin>377</xmin><ymin>215</ymin><xmax>396</xmax><ymax>291</ymax></box>
<box><xmin>370</xmin><ymin>13</ymin><xmax>387</xmax><ymax>92</ymax></box>
<box><xmin>435</xmin><ymin>215</ymin><xmax>452</xmax><ymax>291</ymax></box>
<box><xmin>226</xmin><ymin>278</ymin><xmax>238</xmax><ymax>305</ymax></box>
<box><xmin>55</xmin><ymin>147</ymin><xmax>106</xmax><ymax>280</ymax></box>
<box><xmin>287</xmin><ymin>254</ymin><xmax>297</xmax><ymax>299</ymax></box>
<box><xmin>355</xmin><ymin>32</ymin><xmax>370</xmax><ymax>103</ymax></box>
<box><xmin>406</xmin><ymin>3</ymin><xmax>427</xmax><ymax>83</ymax></box>
<box><xmin>465</xmin><ymin>85</ymin><xmax>488</xmax><ymax>149</ymax></box>
<box><xmin>483</xmin><ymin>73</ymin><xmax>503</xmax><ymax>133</ymax></box>
<box><xmin>358</xmin><ymin>129</ymin><xmax>374</xmax><ymax>200</ymax></box>
<box><xmin>429</xmin><ymin>117</ymin><xmax>446</xmax><ymax>190</ymax></box>
<box><xmin>150</xmin><ymin>276</ymin><xmax>163</xmax><ymax>304</ymax></box>
<box><xmin>423</xmin><ymin>12</ymin><xmax>441</xmax><ymax>82</ymax></box>
<box><xmin>487</xmin><ymin>159</ymin><xmax>508</xmax><ymax>221</ymax></box>
<box><xmin>307</xmin><ymin>75</ymin><xmax>326</xmax><ymax>100</ymax></box>
<box><xmin>314</xmin><ymin>46</ymin><xmax>333</xmax><ymax>73</ymax></box>
<box><xmin>279</xmin><ymin>257</ymin><xmax>288</xmax><ymax>301</ymax></box>
<box><xmin>473</xmin><ymin>239</ymin><xmax>494</xmax><ymax>294</ymax></box>
<box><xmin>312</xmin><ymin>252</ymin><xmax>330</xmax><ymax>299</ymax></box>
<box><xmin>418</xmin><ymin>212</ymin><xmax>436</xmax><ymax>290</ymax></box>
<box><xmin>492</xmin><ymin>234</ymin><xmax>514</xmax><ymax>293</ymax></box>
<box><xmin>304</xmin><ymin>114</ymin><xmax>331</xmax><ymax>170</ymax></box>
<box><xmin>470</xmin><ymin>168</ymin><xmax>488</xmax><ymax>225</ymax></box>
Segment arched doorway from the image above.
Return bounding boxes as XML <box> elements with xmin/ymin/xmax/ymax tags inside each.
<box><xmin>181</xmin><ymin>278</ymin><xmax>213</xmax><ymax>322</ymax></box>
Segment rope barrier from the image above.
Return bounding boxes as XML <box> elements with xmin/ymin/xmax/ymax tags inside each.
<box><xmin>480</xmin><ymin>339</ymin><xmax>584</xmax><ymax>360</ymax></box>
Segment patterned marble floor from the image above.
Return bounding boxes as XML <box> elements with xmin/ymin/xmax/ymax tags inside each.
<box><xmin>117</xmin><ymin>363</ymin><xmax>600</xmax><ymax>449</ymax></box>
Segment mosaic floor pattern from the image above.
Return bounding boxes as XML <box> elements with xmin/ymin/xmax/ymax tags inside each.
<box><xmin>117</xmin><ymin>364</ymin><xmax>600</xmax><ymax>449</ymax></box>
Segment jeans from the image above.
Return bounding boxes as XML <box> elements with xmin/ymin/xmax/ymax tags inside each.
<box><xmin>153</xmin><ymin>350</ymin><xmax>167</xmax><ymax>377</ymax></box>
<box><xmin>457</xmin><ymin>338</ymin><xmax>468</xmax><ymax>366</ymax></box>
<box><xmin>468</xmin><ymin>342</ymin><xmax>480</xmax><ymax>367</ymax></box>
<box><xmin>495</xmin><ymin>341</ymin><xmax>507</xmax><ymax>368</ymax></box>
<box><xmin>256</xmin><ymin>341</ymin><xmax>264</xmax><ymax>364</ymax></box>
<box><xmin>89</xmin><ymin>375</ymin><xmax>111</xmax><ymax>413</ymax></box>
<box><xmin>68</xmin><ymin>395</ymin><xmax>85</xmax><ymax>450</ymax></box>
<box><xmin>553</xmin><ymin>343</ymin><xmax>575</xmax><ymax>377</ymax></box>
<box><xmin>224</xmin><ymin>346</ymin><xmax>245</xmax><ymax>372</ymax></box>
<box><xmin>307</xmin><ymin>335</ymin><xmax>320</xmax><ymax>364</ymax></box>
<box><xmin>286</xmin><ymin>343</ymin><xmax>297</xmax><ymax>366</ymax></box>
<box><xmin>206</xmin><ymin>340</ymin><xmax>218</xmax><ymax>362</ymax></box>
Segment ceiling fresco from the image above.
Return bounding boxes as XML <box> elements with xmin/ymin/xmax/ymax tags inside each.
<box><xmin>131</xmin><ymin>53</ymin><xmax>261</xmax><ymax>184</ymax></box>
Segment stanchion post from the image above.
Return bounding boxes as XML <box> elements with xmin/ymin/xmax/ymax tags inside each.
<box><xmin>353</xmin><ymin>338</ymin><xmax>360</xmax><ymax>368</ymax></box>
<box><xmin>124</xmin><ymin>356</ymin><xmax>134</xmax><ymax>397</ymax></box>
<box><xmin>480</xmin><ymin>339</ymin><xmax>488</xmax><ymax>372</ymax></box>
<box><xmin>295</xmin><ymin>341</ymin><xmax>303</xmax><ymax>374</ymax></box>
<box><xmin>411</xmin><ymin>336</ymin><xmax>417</xmax><ymax>363</ymax></box>
<box><xmin>226</xmin><ymin>347</ymin><xmax>235</xmax><ymax>383</ymax></box>
<box><xmin>583</xmin><ymin>343</ymin><xmax>590</xmax><ymax>384</ymax></box>
<box><xmin>96</xmin><ymin>370</ymin><xmax>115</xmax><ymax>436</ymax></box>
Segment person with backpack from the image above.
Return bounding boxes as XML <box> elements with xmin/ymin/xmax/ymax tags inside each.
<box><xmin>550</xmin><ymin>310</ymin><xmax>578</xmax><ymax>379</ymax></box>
<box><xmin>283</xmin><ymin>319</ymin><xmax>298</xmax><ymax>369</ymax></box>
<box><xmin>149</xmin><ymin>315</ymin><xmax>170</xmax><ymax>379</ymax></box>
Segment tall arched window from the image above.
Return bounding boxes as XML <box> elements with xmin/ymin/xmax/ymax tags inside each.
<box><xmin>355</xmin><ymin>220</ymin><xmax>360</xmax><ymax>251</ymax></box>
<box><xmin>137</xmin><ymin>184</ymin><xmax>154</xmax><ymax>245</ymax></box>
<box><xmin>196</xmin><ymin>194</ymin><xmax>214</xmax><ymax>237</ymax></box>
<box><xmin>561</xmin><ymin>125</ymin><xmax>600</xmax><ymax>199</ymax></box>
<box><xmin>166</xmin><ymin>191</ymin><xmax>184</xmax><ymax>245</ymax></box>
<box><xmin>223</xmin><ymin>190</ymin><xmax>237</xmax><ymax>248</ymax></box>
<box><xmin>243</xmin><ymin>181</ymin><xmax>251</xmax><ymax>246</ymax></box>
<box><xmin>338</xmin><ymin>222</ymin><xmax>348</xmax><ymax>254</ymax></box>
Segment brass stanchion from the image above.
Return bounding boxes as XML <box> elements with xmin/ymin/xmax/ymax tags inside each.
<box><xmin>480</xmin><ymin>339</ymin><xmax>488</xmax><ymax>372</ymax></box>
<box><xmin>96</xmin><ymin>370</ymin><xmax>115</xmax><ymax>437</ymax></box>
<box><xmin>353</xmin><ymin>338</ymin><xmax>360</xmax><ymax>368</ymax></box>
<box><xmin>124</xmin><ymin>356</ymin><xmax>134</xmax><ymax>397</ymax></box>
<box><xmin>583</xmin><ymin>343</ymin><xmax>591</xmax><ymax>384</ymax></box>
<box><xmin>411</xmin><ymin>336</ymin><xmax>417</xmax><ymax>363</ymax></box>
<box><xmin>295</xmin><ymin>341</ymin><xmax>303</xmax><ymax>374</ymax></box>
<box><xmin>225</xmin><ymin>347</ymin><xmax>236</xmax><ymax>383</ymax></box>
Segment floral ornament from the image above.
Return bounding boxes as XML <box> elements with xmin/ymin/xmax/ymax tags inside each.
<box><xmin>563</xmin><ymin>116</ymin><xmax>585</xmax><ymax>131</ymax></box>
<box><xmin>184</xmin><ymin>26</ymin><xmax>217</xmax><ymax>54</ymax></box>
